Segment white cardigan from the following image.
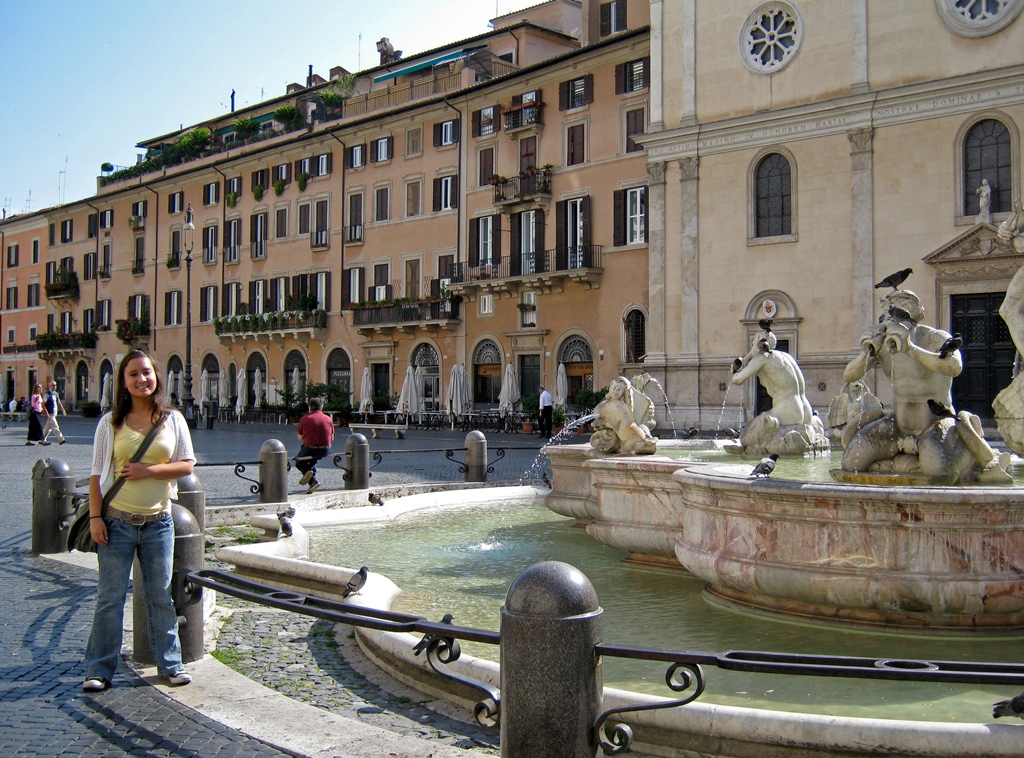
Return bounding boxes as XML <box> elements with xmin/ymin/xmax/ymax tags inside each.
<box><xmin>90</xmin><ymin>410</ymin><xmax>196</xmax><ymax>500</ymax></box>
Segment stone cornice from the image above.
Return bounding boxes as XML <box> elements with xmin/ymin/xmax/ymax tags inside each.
<box><xmin>644</xmin><ymin>64</ymin><xmax>1024</xmax><ymax>161</ymax></box>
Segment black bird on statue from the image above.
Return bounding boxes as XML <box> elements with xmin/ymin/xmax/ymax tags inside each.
<box><xmin>938</xmin><ymin>333</ymin><xmax>963</xmax><ymax>359</ymax></box>
<box><xmin>927</xmin><ymin>399</ymin><xmax>956</xmax><ymax>419</ymax></box>
<box><xmin>993</xmin><ymin>692</ymin><xmax>1024</xmax><ymax>719</ymax></box>
<box><xmin>758</xmin><ymin>318</ymin><xmax>773</xmax><ymax>332</ymax></box>
<box><xmin>874</xmin><ymin>267</ymin><xmax>913</xmax><ymax>290</ymax></box>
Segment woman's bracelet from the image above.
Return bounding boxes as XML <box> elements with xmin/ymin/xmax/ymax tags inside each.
<box><xmin>90</xmin><ymin>516</ymin><xmax>103</xmax><ymax>520</ymax></box>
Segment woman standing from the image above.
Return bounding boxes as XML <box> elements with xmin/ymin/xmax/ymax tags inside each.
<box><xmin>26</xmin><ymin>384</ymin><xmax>46</xmax><ymax>445</ymax></box>
<box><xmin>83</xmin><ymin>350</ymin><xmax>196</xmax><ymax>691</ymax></box>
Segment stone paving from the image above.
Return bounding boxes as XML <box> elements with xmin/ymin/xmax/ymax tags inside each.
<box><xmin>0</xmin><ymin>414</ymin><xmax>550</xmax><ymax>757</ymax></box>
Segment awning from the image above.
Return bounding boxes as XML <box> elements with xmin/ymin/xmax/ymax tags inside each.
<box><xmin>373</xmin><ymin>48</ymin><xmax>472</xmax><ymax>83</ymax></box>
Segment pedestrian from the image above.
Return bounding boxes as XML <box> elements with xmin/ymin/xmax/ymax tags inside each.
<box><xmin>83</xmin><ymin>350</ymin><xmax>196</xmax><ymax>692</ymax></box>
<box><xmin>26</xmin><ymin>384</ymin><xmax>45</xmax><ymax>445</ymax></box>
<box><xmin>42</xmin><ymin>379</ymin><xmax>67</xmax><ymax>445</ymax></box>
<box><xmin>538</xmin><ymin>385</ymin><xmax>554</xmax><ymax>439</ymax></box>
<box><xmin>295</xmin><ymin>396</ymin><xmax>334</xmax><ymax>494</ymax></box>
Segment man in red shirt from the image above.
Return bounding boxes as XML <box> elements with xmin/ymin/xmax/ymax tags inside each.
<box><xmin>296</xmin><ymin>397</ymin><xmax>334</xmax><ymax>493</ymax></box>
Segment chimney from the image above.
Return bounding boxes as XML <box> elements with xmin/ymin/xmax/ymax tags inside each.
<box><xmin>307</xmin><ymin>64</ymin><xmax>313</xmax><ymax>87</ymax></box>
<box><xmin>376</xmin><ymin>37</ymin><xmax>402</xmax><ymax>65</ymax></box>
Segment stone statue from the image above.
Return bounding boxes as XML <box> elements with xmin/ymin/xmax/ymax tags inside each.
<box><xmin>826</xmin><ymin>380</ymin><xmax>883</xmax><ymax>444</ymax></box>
<box><xmin>977</xmin><ymin>178</ymin><xmax>992</xmax><ymax>220</ymax></box>
<box><xmin>629</xmin><ymin>373</ymin><xmax>657</xmax><ymax>436</ymax></box>
<box><xmin>841</xmin><ymin>289</ymin><xmax>1010</xmax><ymax>483</ymax></box>
<box><xmin>729</xmin><ymin>329</ymin><xmax>829</xmax><ymax>456</ymax></box>
<box><xmin>590</xmin><ymin>376</ymin><xmax>658</xmax><ymax>455</ymax></box>
<box><xmin>994</xmin><ymin>259</ymin><xmax>1024</xmax><ymax>454</ymax></box>
<box><xmin>997</xmin><ymin>198</ymin><xmax>1024</xmax><ymax>252</ymax></box>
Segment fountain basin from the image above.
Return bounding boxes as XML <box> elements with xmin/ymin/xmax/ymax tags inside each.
<box><xmin>546</xmin><ymin>443</ymin><xmax>1024</xmax><ymax>631</ymax></box>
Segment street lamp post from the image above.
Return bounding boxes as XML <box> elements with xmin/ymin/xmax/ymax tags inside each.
<box><xmin>181</xmin><ymin>204</ymin><xmax>197</xmax><ymax>428</ymax></box>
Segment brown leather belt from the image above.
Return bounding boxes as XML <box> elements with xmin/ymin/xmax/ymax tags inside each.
<box><xmin>104</xmin><ymin>505</ymin><xmax>171</xmax><ymax>525</ymax></box>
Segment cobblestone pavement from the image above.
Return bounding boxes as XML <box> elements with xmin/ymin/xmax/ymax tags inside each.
<box><xmin>0</xmin><ymin>415</ymin><xmax>550</xmax><ymax>756</ymax></box>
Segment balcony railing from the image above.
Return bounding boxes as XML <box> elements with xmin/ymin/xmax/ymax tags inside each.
<box><xmin>35</xmin><ymin>331</ymin><xmax>97</xmax><ymax>354</ymax></box>
<box><xmin>167</xmin><ymin>252</ymin><xmax>181</xmax><ymax>269</ymax></box>
<box><xmin>493</xmin><ymin>172</ymin><xmax>552</xmax><ymax>205</ymax></box>
<box><xmin>3</xmin><ymin>342</ymin><xmax>41</xmax><ymax>354</ymax></box>
<box><xmin>502</xmin><ymin>103</ymin><xmax>543</xmax><ymax>132</ymax></box>
<box><xmin>351</xmin><ymin>298</ymin><xmax>460</xmax><ymax>327</ymax></box>
<box><xmin>250</xmin><ymin>240</ymin><xmax>267</xmax><ymax>259</ymax></box>
<box><xmin>318</xmin><ymin>71</ymin><xmax>463</xmax><ymax>124</ymax></box>
<box><xmin>213</xmin><ymin>309</ymin><xmax>327</xmax><ymax>336</ymax></box>
<box><xmin>312</xmin><ymin>229</ymin><xmax>330</xmax><ymax>249</ymax></box>
<box><xmin>225</xmin><ymin>245</ymin><xmax>240</xmax><ymax>264</ymax></box>
<box><xmin>450</xmin><ymin>244</ymin><xmax>602</xmax><ymax>283</ymax></box>
<box><xmin>45</xmin><ymin>271</ymin><xmax>80</xmax><ymax>301</ymax></box>
<box><xmin>131</xmin><ymin>260</ymin><xmax>145</xmax><ymax>275</ymax></box>
<box><xmin>345</xmin><ymin>225</ymin><xmax>363</xmax><ymax>243</ymax></box>
<box><xmin>98</xmin><ymin>264</ymin><xmax>111</xmax><ymax>279</ymax></box>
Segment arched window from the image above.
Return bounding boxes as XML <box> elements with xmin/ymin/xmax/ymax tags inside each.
<box><xmin>624</xmin><ymin>309</ymin><xmax>646</xmax><ymax>363</ymax></box>
<box><xmin>755</xmin><ymin>153</ymin><xmax>791</xmax><ymax>237</ymax></box>
<box><xmin>473</xmin><ymin>339</ymin><xmax>502</xmax><ymax>405</ymax></box>
<box><xmin>74</xmin><ymin>361</ymin><xmax>90</xmax><ymax>405</ymax></box>
<box><xmin>245</xmin><ymin>353</ymin><xmax>267</xmax><ymax>407</ymax></box>
<box><xmin>413</xmin><ymin>343</ymin><xmax>441</xmax><ymax>411</ymax></box>
<box><xmin>559</xmin><ymin>335</ymin><xmax>594</xmax><ymax>402</ymax></box>
<box><xmin>964</xmin><ymin>119</ymin><xmax>1011</xmax><ymax>215</ymax></box>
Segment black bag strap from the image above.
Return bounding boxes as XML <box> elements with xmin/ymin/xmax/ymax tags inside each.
<box><xmin>102</xmin><ymin>419</ymin><xmax>165</xmax><ymax>508</ymax></box>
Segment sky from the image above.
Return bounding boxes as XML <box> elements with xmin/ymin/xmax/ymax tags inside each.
<box><xmin>0</xmin><ymin>0</ymin><xmax>543</xmax><ymax>218</ymax></box>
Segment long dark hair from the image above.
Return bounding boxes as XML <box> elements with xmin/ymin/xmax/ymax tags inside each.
<box><xmin>111</xmin><ymin>350</ymin><xmax>168</xmax><ymax>428</ymax></box>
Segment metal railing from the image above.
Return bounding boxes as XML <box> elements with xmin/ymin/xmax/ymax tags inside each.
<box><xmin>492</xmin><ymin>173</ymin><xmax>551</xmax><ymax>204</ymax></box>
<box><xmin>351</xmin><ymin>298</ymin><xmax>460</xmax><ymax>326</ymax></box>
<box><xmin>450</xmin><ymin>244</ymin><xmax>603</xmax><ymax>283</ymax></box>
<box><xmin>318</xmin><ymin>71</ymin><xmax>463</xmax><ymax>123</ymax></box>
<box><xmin>502</xmin><ymin>104</ymin><xmax>543</xmax><ymax>131</ymax></box>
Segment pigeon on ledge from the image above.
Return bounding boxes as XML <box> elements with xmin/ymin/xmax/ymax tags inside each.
<box><xmin>342</xmin><ymin>566</ymin><xmax>369</xmax><ymax>598</ymax></box>
<box><xmin>750</xmin><ymin>454</ymin><xmax>780</xmax><ymax>478</ymax></box>
<box><xmin>938</xmin><ymin>333</ymin><xmax>963</xmax><ymax>359</ymax></box>
<box><xmin>368</xmin><ymin>492</ymin><xmax>385</xmax><ymax>506</ymax></box>
<box><xmin>993</xmin><ymin>692</ymin><xmax>1024</xmax><ymax>719</ymax></box>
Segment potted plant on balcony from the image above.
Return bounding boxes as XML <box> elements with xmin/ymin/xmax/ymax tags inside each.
<box><xmin>274</xmin><ymin>178</ymin><xmax>287</xmax><ymax>196</ymax></box>
<box><xmin>297</xmin><ymin>172</ymin><xmax>310</xmax><ymax>191</ymax></box>
<box><xmin>253</xmin><ymin>183</ymin><xmax>264</xmax><ymax>201</ymax></box>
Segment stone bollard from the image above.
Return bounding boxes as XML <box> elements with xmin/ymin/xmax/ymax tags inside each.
<box><xmin>465</xmin><ymin>430</ymin><xmax>487</xmax><ymax>483</ymax></box>
<box><xmin>259</xmin><ymin>439</ymin><xmax>289</xmax><ymax>503</ymax></box>
<box><xmin>134</xmin><ymin>476</ymin><xmax>206</xmax><ymax>666</ymax></box>
<box><xmin>346</xmin><ymin>433</ymin><xmax>370</xmax><ymax>490</ymax></box>
<box><xmin>500</xmin><ymin>561</ymin><xmax>603</xmax><ymax>758</ymax></box>
<box><xmin>31</xmin><ymin>458</ymin><xmax>77</xmax><ymax>554</ymax></box>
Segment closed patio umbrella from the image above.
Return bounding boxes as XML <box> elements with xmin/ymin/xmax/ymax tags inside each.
<box><xmin>498</xmin><ymin>363</ymin><xmax>519</xmax><ymax>415</ymax></box>
<box><xmin>445</xmin><ymin>364</ymin><xmax>469</xmax><ymax>429</ymax></box>
<box><xmin>291</xmin><ymin>365</ymin><xmax>301</xmax><ymax>400</ymax></box>
<box><xmin>166</xmin><ymin>370</ymin><xmax>177</xmax><ymax>404</ymax></box>
<box><xmin>235</xmin><ymin>369</ymin><xmax>246</xmax><ymax>419</ymax></box>
<box><xmin>396</xmin><ymin>365</ymin><xmax>422</xmax><ymax>419</ymax></box>
<box><xmin>100</xmin><ymin>373</ymin><xmax>113</xmax><ymax>412</ymax></box>
<box><xmin>555</xmin><ymin>362</ymin><xmax>568</xmax><ymax>409</ymax></box>
<box><xmin>358</xmin><ymin>366</ymin><xmax>373</xmax><ymax>415</ymax></box>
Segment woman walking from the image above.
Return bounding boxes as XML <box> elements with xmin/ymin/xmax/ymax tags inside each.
<box><xmin>83</xmin><ymin>350</ymin><xmax>196</xmax><ymax>691</ymax></box>
<box><xmin>26</xmin><ymin>384</ymin><xmax>45</xmax><ymax>445</ymax></box>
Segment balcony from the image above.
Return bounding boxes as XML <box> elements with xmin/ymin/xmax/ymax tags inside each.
<box><xmin>45</xmin><ymin>271</ymin><xmax>80</xmax><ymax>301</ymax></box>
<box><xmin>35</xmin><ymin>331</ymin><xmax>97</xmax><ymax>358</ymax></box>
<box><xmin>318</xmin><ymin>71</ymin><xmax>463</xmax><ymax>124</ymax></box>
<box><xmin>98</xmin><ymin>264</ymin><xmax>111</xmax><ymax>279</ymax></box>
<box><xmin>131</xmin><ymin>260</ymin><xmax>145</xmax><ymax>275</ymax></box>
<box><xmin>502</xmin><ymin>103</ymin><xmax>544</xmax><ymax>137</ymax></box>
<box><xmin>129</xmin><ymin>215</ymin><xmax>145</xmax><ymax>231</ymax></box>
<box><xmin>214</xmin><ymin>309</ymin><xmax>327</xmax><ymax>347</ymax></box>
<box><xmin>350</xmin><ymin>297</ymin><xmax>460</xmax><ymax>337</ymax></box>
<box><xmin>345</xmin><ymin>225</ymin><xmax>364</xmax><ymax>243</ymax></box>
<box><xmin>167</xmin><ymin>253</ymin><xmax>181</xmax><ymax>269</ymax></box>
<box><xmin>492</xmin><ymin>171</ymin><xmax>552</xmax><ymax>209</ymax></box>
<box><xmin>3</xmin><ymin>342</ymin><xmax>41</xmax><ymax>355</ymax></box>
<box><xmin>311</xmin><ymin>229</ymin><xmax>330</xmax><ymax>250</ymax></box>
<box><xmin>449</xmin><ymin>244</ymin><xmax>603</xmax><ymax>297</ymax></box>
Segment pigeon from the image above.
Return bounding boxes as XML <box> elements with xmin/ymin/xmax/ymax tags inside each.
<box><xmin>276</xmin><ymin>506</ymin><xmax>296</xmax><ymax>538</ymax></box>
<box><xmin>342</xmin><ymin>566</ymin><xmax>369</xmax><ymax>598</ymax></box>
<box><xmin>927</xmin><ymin>399</ymin><xmax>956</xmax><ymax>419</ymax></box>
<box><xmin>993</xmin><ymin>692</ymin><xmax>1024</xmax><ymax>719</ymax></box>
<box><xmin>368</xmin><ymin>491</ymin><xmax>385</xmax><ymax>506</ymax></box>
<box><xmin>722</xmin><ymin>428</ymin><xmax>740</xmax><ymax>439</ymax></box>
<box><xmin>888</xmin><ymin>305</ymin><xmax>913</xmax><ymax>322</ymax></box>
<box><xmin>542</xmin><ymin>473</ymin><xmax>551</xmax><ymax>488</ymax></box>
<box><xmin>750</xmin><ymin>454</ymin><xmax>779</xmax><ymax>478</ymax></box>
<box><xmin>938</xmin><ymin>333</ymin><xmax>963</xmax><ymax>359</ymax></box>
<box><xmin>757</xmin><ymin>338</ymin><xmax>772</xmax><ymax>355</ymax></box>
<box><xmin>874</xmin><ymin>267</ymin><xmax>913</xmax><ymax>290</ymax></box>
<box><xmin>758</xmin><ymin>318</ymin><xmax>773</xmax><ymax>332</ymax></box>
<box><xmin>732</xmin><ymin>357</ymin><xmax>743</xmax><ymax>373</ymax></box>
<box><xmin>681</xmin><ymin>427</ymin><xmax>700</xmax><ymax>439</ymax></box>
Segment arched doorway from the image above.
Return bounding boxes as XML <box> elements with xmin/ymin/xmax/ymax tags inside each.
<box><xmin>166</xmin><ymin>355</ymin><xmax>183</xmax><ymax>402</ymax></box>
<box><xmin>202</xmin><ymin>354</ymin><xmax>222</xmax><ymax>403</ymax></box>
<box><xmin>53</xmin><ymin>362</ymin><xmax>67</xmax><ymax>401</ymax></box>
<box><xmin>559</xmin><ymin>335</ymin><xmax>594</xmax><ymax>404</ymax></box>
<box><xmin>74</xmin><ymin>361</ymin><xmax>89</xmax><ymax>407</ymax></box>
<box><xmin>413</xmin><ymin>343</ymin><xmax>440</xmax><ymax>411</ymax></box>
<box><xmin>245</xmin><ymin>353</ymin><xmax>268</xmax><ymax>407</ymax></box>
<box><xmin>326</xmin><ymin>349</ymin><xmax>351</xmax><ymax>402</ymax></box>
<box><xmin>473</xmin><ymin>340</ymin><xmax>502</xmax><ymax>406</ymax></box>
<box><xmin>284</xmin><ymin>350</ymin><xmax>307</xmax><ymax>403</ymax></box>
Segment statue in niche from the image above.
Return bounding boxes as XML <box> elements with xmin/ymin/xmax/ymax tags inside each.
<box><xmin>977</xmin><ymin>179</ymin><xmax>992</xmax><ymax>221</ymax></box>
<box><xmin>826</xmin><ymin>380</ymin><xmax>883</xmax><ymax>445</ymax></box>
<box><xmin>590</xmin><ymin>376</ymin><xmax>658</xmax><ymax>455</ymax></box>
<box><xmin>840</xmin><ymin>289</ymin><xmax>1010</xmax><ymax>483</ymax></box>
<box><xmin>729</xmin><ymin>328</ymin><xmax>829</xmax><ymax>456</ymax></box>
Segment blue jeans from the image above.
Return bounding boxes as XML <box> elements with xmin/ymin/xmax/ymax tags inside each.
<box><xmin>85</xmin><ymin>514</ymin><xmax>184</xmax><ymax>681</ymax></box>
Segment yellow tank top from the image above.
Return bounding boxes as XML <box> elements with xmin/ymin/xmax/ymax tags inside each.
<box><xmin>110</xmin><ymin>424</ymin><xmax>176</xmax><ymax>515</ymax></box>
